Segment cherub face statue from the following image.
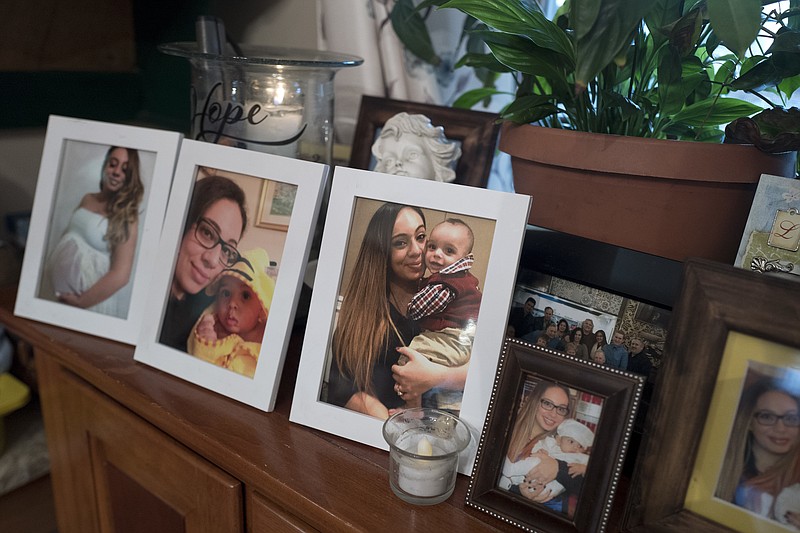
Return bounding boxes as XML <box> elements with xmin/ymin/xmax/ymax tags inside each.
<box><xmin>375</xmin><ymin>134</ymin><xmax>436</xmax><ymax>180</ymax></box>
<box><xmin>371</xmin><ymin>112</ymin><xmax>460</xmax><ymax>182</ymax></box>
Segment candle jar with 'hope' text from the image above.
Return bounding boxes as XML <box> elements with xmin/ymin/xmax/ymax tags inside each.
<box><xmin>160</xmin><ymin>43</ymin><xmax>362</xmax><ymax>165</ymax></box>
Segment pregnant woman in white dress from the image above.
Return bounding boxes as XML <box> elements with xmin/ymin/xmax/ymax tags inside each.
<box><xmin>48</xmin><ymin>146</ymin><xmax>143</xmax><ymax>318</ymax></box>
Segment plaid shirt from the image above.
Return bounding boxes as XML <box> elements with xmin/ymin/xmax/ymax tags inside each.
<box><xmin>407</xmin><ymin>254</ymin><xmax>474</xmax><ymax>320</ymax></box>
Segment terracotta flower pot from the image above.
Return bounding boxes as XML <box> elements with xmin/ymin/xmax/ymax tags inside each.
<box><xmin>499</xmin><ymin>122</ymin><xmax>797</xmax><ymax>263</ymax></box>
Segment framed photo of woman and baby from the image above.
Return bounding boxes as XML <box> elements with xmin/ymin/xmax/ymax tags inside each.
<box><xmin>134</xmin><ymin>139</ymin><xmax>329</xmax><ymax>412</ymax></box>
<box><xmin>625</xmin><ymin>259</ymin><xmax>800</xmax><ymax>532</ymax></box>
<box><xmin>290</xmin><ymin>166</ymin><xmax>531</xmax><ymax>474</ymax></box>
<box><xmin>467</xmin><ymin>339</ymin><xmax>643</xmax><ymax>532</ymax></box>
<box><xmin>15</xmin><ymin>116</ymin><xmax>182</xmax><ymax>344</ymax></box>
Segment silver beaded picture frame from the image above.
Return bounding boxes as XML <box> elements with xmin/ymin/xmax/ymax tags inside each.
<box><xmin>466</xmin><ymin>338</ymin><xmax>643</xmax><ymax>533</ymax></box>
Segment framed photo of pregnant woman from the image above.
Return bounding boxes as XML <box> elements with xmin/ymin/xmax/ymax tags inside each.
<box><xmin>290</xmin><ymin>166</ymin><xmax>531</xmax><ymax>474</ymax></box>
<box><xmin>134</xmin><ymin>140</ymin><xmax>329</xmax><ymax>412</ymax></box>
<box><xmin>466</xmin><ymin>339</ymin><xmax>643</xmax><ymax>532</ymax></box>
<box><xmin>624</xmin><ymin>259</ymin><xmax>800</xmax><ymax>532</ymax></box>
<box><xmin>15</xmin><ymin>115</ymin><xmax>181</xmax><ymax>344</ymax></box>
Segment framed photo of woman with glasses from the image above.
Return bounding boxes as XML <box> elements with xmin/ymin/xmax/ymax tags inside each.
<box><xmin>624</xmin><ymin>259</ymin><xmax>800</xmax><ymax>532</ymax></box>
<box><xmin>467</xmin><ymin>338</ymin><xmax>643</xmax><ymax>533</ymax></box>
<box><xmin>135</xmin><ymin>140</ymin><xmax>329</xmax><ymax>412</ymax></box>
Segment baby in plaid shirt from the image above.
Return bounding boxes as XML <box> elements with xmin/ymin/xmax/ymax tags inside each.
<box><xmin>401</xmin><ymin>218</ymin><xmax>482</xmax><ymax>414</ymax></box>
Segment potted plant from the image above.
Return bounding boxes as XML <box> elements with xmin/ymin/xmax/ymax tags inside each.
<box><xmin>390</xmin><ymin>0</ymin><xmax>800</xmax><ymax>262</ymax></box>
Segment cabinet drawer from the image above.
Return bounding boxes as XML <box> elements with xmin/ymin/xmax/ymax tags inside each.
<box><xmin>248</xmin><ymin>489</ymin><xmax>320</xmax><ymax>533</ymax></box>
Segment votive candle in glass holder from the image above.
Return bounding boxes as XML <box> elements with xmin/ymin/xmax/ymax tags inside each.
<box><xmin>382</xmin><ymin>408</ymin><xmax>471</xmax><ymax>506</ymax></box>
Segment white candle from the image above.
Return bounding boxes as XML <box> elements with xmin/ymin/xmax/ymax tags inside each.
<box><xmin>395</xmin><ymin>432</ymin><xmax>457</xmax><ymax>498</ymax></box>
<box><xmin>246</xmin><ymin>105</ymin><xmax>304</xmax><ymax>158</ymax></box>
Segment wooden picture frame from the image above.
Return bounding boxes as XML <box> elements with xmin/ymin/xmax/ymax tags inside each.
<box><xmin>348</xmin><ymin>95</ymin><xmax>500</xmax><ymax>188</ymax></box>
<box><xmin>135</xmin><ymin>140</ymin><xmax>329</xmax><ymax>412</ymax></box>
<box><xmin>290</xmin><ymin>166</ymin><xmax>530</xmax><ymax>474</ymax></box>
<box><xmin>467</xmin><ymin>338</ymin><xmax>643</xmax><ymax>533</ymax></box>
<box><xmin>14</xmin><ymin>115</ymin><xmax>181</xmax><ymax>344</ymax></box>
<box><xmin>624</xmin><ymin>259</ymin><xmax>800</xmax><ymax>531</ymax></box>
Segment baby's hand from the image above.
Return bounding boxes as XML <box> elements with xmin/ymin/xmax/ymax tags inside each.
<box><xmin>197</xmin><ymin>314</ymin><xmax>218</xmax><ymax>342</ymax></box>
<box><xmin>568</xmin><ymin>462</ymin><xmax>587</xmax><ymax>478</ymax></box>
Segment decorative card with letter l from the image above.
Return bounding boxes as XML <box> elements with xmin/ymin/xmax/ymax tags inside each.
<box><xmin>735</xmin><ymin>173</ymin><xmax>800</xmax><ymax>279</ymax></box>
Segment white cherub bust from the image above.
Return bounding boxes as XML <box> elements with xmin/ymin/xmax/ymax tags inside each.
<box><xmin>371</xmin><ymin>112</ymin><xmax>462</xmax><ymax>182</ymax></box>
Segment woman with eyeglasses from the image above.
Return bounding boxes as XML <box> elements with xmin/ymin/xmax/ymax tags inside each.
<box><xmin>501</xmin><ymin>380</ymin><xmax>584</xmax><ymax>511</ymax></box>
<box><xmin>716</xmin><ymin>376</ymin><xmax>800</xmax><ymax>523</ymax></box>
<box><xmin>48</xmin><ymin>146</ymin><xmax>143</xmax><ymax>318</ymax></box>
<box><xmin>159</xmin><ymin>174</ymin><xmax>248</xmax><ymax>352</ymax></box>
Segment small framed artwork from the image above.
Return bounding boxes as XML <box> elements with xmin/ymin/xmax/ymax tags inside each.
<box><xmin>135</xmin><ymin>140</ymin><xmax>329</xmax><ymax>412</ymax></box>
<box><xmin>735</xmin><ymin>173</ymin><xmax>800</xmax><ymax>280</ymax></box>
<box><xmin>467</xmin><ymin>339</ymin><xmax>643</xmax><ymax>533</ymax></box>
<box><xmin>348</xmin><ymin>95</ymin><xmax>500</xmax><ymax>188</ymax></box>
<box><xmin>256</xmin><ymin>180</ymin><xmax>295</xmax><ymax>231</ymax></box>
<box><xmin>14</xmin><ymin>115</ymin><xmax>181</xmax><ymax>344</ymax></box>
<box><xmin>625</xmin><ymin>259</ymin><xmax>800</xmax><ymax>532</ymax></box>
<box><xmin>290</xmin><ymin>166</ymin><xmax>530</xmax><ymax>473</ymax></box>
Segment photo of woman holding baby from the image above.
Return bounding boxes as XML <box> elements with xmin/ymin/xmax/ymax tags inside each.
<box><xmin>500</xmin><ymin>379</ymin><xmax>597</xmax><ymax>518</ymax></box>
<box><xmin>326</xmin><ymin>201</ymin><xmax>492</xmax><ymax>419</ymax></box>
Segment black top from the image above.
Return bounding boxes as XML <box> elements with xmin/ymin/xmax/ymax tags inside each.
<box><xmin>327</xmin><ymin>304</ymin><xmax>420</xmax><ymax>410</ymax></box>
<box><xmin>159</xmin><ymin>292</ymin><xmax>213</xmax><ymax>352</ymax></box>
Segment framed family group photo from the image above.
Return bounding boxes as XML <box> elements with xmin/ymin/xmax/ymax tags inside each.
<box><xmin>467</xmin><ymin>339</ymin><xmax>643</xmax><ymax>533</ymax></box>
<box><xmin>290</xmin><ymin>166</ymin><xmax>530</xmax><ymax>473</ymax></box>
<box><xmin>625</xmin><ymin>259</ymin><xmax>800</xmax><ymax>532</ymax></box>
<box><xmin>134</xmin><ymin>140</ymin><xmax>329</xmax><ymax>412</ymax></box>
<box><xmin>15</xmin><ymin>115</ymin><xmax>181</xmax><ymax>344</ymax></box>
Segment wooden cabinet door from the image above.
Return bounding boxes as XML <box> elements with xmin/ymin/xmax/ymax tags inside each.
<box><xmin>37</xmin><ymin>351</ymin><xmax>243</xmax><ymax>533</ymax></box>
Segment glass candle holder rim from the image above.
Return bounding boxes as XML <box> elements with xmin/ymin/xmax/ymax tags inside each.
<box><xmin>382</xmin><ymin>407</ymin><xmax>471</xmax><ymax>460</ymax></box>
<box><xmin>159</xmin><ymin>42</ymin><xmax>364</xmax><ymax>69</ymax></box>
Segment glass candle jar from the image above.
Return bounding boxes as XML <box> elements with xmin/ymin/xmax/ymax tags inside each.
<box><xmin>159</xmin><ymin>43</ymin><xmax>363</xmax><ymax>165</ymax></box>
<box><xmin>382</xmin><ymin>408</ymin><xmax>472</xmax><ymax>506</ymax></box>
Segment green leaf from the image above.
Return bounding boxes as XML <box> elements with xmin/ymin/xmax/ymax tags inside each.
<box><xmin>441</xmin><ymin>0</ymin><xmax>573</xmax><ymax>57</ymax></box>
<box><xmin>671</xmin><ymin>97</ymin><xmax>763</xmax><ymax>126</ymax></box>
<box><xmin>658</xmin><ymin>47</ymin><xmax>685</xmax><ymax>115</ymax></box>
<box><xmin>500</xmin><ymin>94</ymin><xmax>559</xmax><ymax>124</ymax></box>
<box><xmin>778</xmin><ymin>72</ymin><xmax>800</xmax><ymax>100</ymax></box>
<box><xmin>644</xmin><ymin>0</ymin><xmax>685</xmax><ymax>47</ymax></box>
<box><xmin>476</xmin><ymin>31</ymin><xmax>572</xmax><ymax>92</ymax></box>
<box><xmin>452</xmin><ymin>87</ymin><xmax>508</xmax><ymax>109</ymax></box>
<box><xmin>574</xmin><ymin>0</ymin><xmax>653</xmax><ymax>90</ymax></box>
<box><xmin>390</xmin><ymin>0</ymin><xmax>441</xmax><ymax>66</ymax></box>
<box><xmin>706</xmin><ymin>0</ymin><xmax>761</xmax><ymax>58</ymax></box>
<box><xmin>666</xmin><ymin>7</ymin><xmax>704</xmax><ymax>58</ymax></box>
<box><xmin>455</xmin><ymin>52</ymin><xmax>512</xmax><ymax>72</ymax></box>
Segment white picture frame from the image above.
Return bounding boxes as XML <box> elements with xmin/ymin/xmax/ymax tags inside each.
<box><xmin>15</xmin><ymin>115</ymin><xmax>182</xmax><ymax>344</ymax></box>
<box><xmin>290</xmin><ymin>167</ymin><xmax>531</xmax><ymax>474</ymax></box>
<box><xmin>134</xmin><ymin>139</ymin><xmax>329</xmax><ymax>412</ymax></box>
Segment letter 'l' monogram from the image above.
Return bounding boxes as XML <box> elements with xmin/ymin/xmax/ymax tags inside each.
<box><xmin>769</xmin><ymin>209</ymin><xmax>800</xmax><ymax>252</ymax></box>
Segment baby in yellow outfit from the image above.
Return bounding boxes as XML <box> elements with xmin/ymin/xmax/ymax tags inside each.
<box><xmin>188</xmin><ymin>248</ymin><xmax>275</xmax><ymax>378</ymax></box>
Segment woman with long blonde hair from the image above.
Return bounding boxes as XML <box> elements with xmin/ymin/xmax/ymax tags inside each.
<box><xmin>502</xmin><ymin>380</ymin><xmax>585</xmax><ymax>513</ymax></box>
<box><xmin>49</xmin><ymin>146</ymin><xmax>144</xmax><ymax>317</ymax></box>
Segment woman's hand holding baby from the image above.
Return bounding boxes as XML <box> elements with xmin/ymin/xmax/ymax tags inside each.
<box><xmin>196</xmin><ymin>314</ymin><xmax>218</xmax><ymax>342</ymax></box>
<box><xmin>393</xmin><ymin>347</ymin><xmax>443</xmax><ymax>401</ymax></box>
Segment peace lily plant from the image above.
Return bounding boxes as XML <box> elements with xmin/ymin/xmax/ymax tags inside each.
<box><xmin>391</xmin><ymin>0</ymin><xmax>800</xmax><ymax>149</ymax></box>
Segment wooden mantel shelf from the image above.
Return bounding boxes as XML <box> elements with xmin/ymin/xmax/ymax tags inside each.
<box><xmin>0</xmin><ymin>283</ymin><xmax>520</xmax><ymax>532</ymax></box>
